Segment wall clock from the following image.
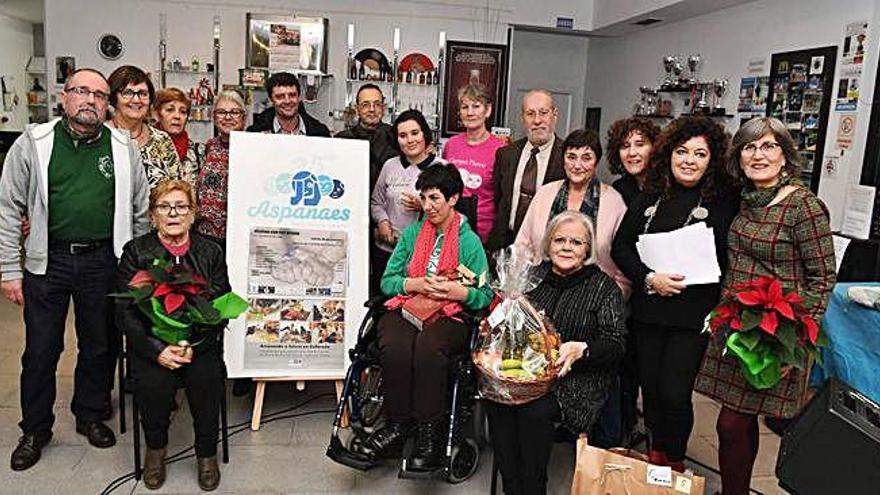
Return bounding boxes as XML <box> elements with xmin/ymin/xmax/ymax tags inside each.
<box><xmin>98</xmin><ymin>33</ymin><xmax>124</xmax><ymax>60</ymax></box>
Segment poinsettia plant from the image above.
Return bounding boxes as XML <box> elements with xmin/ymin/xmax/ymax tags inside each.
<box><xmin>115</xmin><ymin>258</ymin><xmax>247</xmax><ymax>346</ymax></box>
<box><xmin>705</xmin><ymin>276</ymin><xmax>827</xmax><ymax>390</ymax></box>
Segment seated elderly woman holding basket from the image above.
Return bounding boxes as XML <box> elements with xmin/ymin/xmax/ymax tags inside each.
<box><xmin>116</xmin><ymin>179</ymin><xmax>245</xmax><ymax>491</ymax></box>
<box><xmin>477</xmin><ymin>211</ymin><xmax>626</xmax><ymax>495</ymax></box>
<box><xmin>356</xmin><ymin>163</ymin><xmax>493</xmax><ymax>471</ymax></box>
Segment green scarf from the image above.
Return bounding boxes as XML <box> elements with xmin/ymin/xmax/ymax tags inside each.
<box><xmin>741</xmin><ymin>174</ymin><xmax>797</xmax><ymax>208</ymax></box>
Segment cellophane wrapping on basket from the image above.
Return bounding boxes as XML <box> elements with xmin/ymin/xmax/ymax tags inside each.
<box><xmin>473</xmin><ymin>246</ymin><xmax>561</xmax><ymax>405</ymax></box>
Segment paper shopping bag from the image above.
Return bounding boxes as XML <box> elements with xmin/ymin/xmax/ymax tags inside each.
<box><xmin>570</xmin><ymin>439</ymin><xmax>706</xmax><ymax>495</ymax></box>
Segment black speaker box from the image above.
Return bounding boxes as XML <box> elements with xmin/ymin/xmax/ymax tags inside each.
<box><xmin>776</xmin><ymin>377</ymin><xmax>880</xmax><ymax>495</ymax></box>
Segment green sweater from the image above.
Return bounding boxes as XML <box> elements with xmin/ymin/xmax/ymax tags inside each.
<box><xmin>381</xmin><ymin>216</ymin><xmax>493</xmax><ymax>310</ymax></box>
<box><xmin>47</xmin><ymin>121</ymin><xmax>115</xmax><ymax>240</ymax></box>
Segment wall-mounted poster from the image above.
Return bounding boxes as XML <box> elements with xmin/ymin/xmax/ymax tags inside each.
<box><xmin>245</xmin><ymin>14</ymin><xmax>328</xmax><ymax>75</ymax></box>
<box><xmin>55</xmin><ymin>56</ymin><xmax>75</xmax><ymax>85</ymax></box>
<box><xmin>225</xmin><ymin>132</ymin><xmax>369</xmax><ymax>378</ymax></box>
<box><xmin>836</xmin><ymin>21</ymin><xmax>869</xmax><ymax>111</ymax></box>
<box><xmin>442</xmin><ymin>41</ymin><xmax>508</xmax><ymax>136</ymax></box>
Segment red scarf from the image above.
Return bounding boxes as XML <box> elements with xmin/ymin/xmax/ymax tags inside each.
<box><xmin>168</xmin><ymin>129</ymin><xmax>190</xmax><ymax>162</ymax></box>
<box><xmin>408</xmin><ymin>211</ymin><xmax>461</xmax><ymax>277</ymax></box>
<box><xmin>385</xmin><ymin>211</ymin><xmax>464</xmax><ymax>317</ymax></box>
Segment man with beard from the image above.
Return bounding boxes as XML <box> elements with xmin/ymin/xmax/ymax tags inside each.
<box><xmin>487</xmin><ymin>89</ymin><xmax>565</xmax><ymax>251</ymax></box>
<box><xmin>335</xmin><ymin>83</ymin><xmax>398</xmax><ymax>192</ymax></box>
<box><xmin>247</xmin><ymin>72</ymin><xmax>330</xmax><ymax>136</ymax></box>
<box><xmin>0</xmin><ymin>68</ymin><xmax>149</xmax><ymax>471</ymax></box>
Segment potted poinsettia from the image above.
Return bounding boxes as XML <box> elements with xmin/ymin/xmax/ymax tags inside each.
<box><xmin>705</xmin><ymin>276</ymin><xmax>826</xmax><ymax>390</ymax></box>
<box><xmin>115</xmin><ymin>258</ymin><xmax>247</xmax><ymax>347</ymax></box>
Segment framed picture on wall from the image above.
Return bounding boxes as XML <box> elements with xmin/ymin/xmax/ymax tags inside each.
<box><xmin>245</xmin><ymin>14</ymin><xmax>328</xmax><ymax>75</ymax></box>
<box><xmin>442</xmin><ymin>41</ymin><xmax>508</xmax><ymax>137</ymax></box>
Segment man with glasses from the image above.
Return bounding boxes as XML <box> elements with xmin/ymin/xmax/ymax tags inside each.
<box><xmin>487</xmin><ymin>89</ymin><xmax>565</xmax><ymax>251</ymax></box>
<box><xmin>246</xmin><ymin>71</ymin><xmax>330</xmax><ymax>137</ymax></box>
<box><xmin>335</xmin><ymin>83</ymin><xmax>398</xmax><ymax>191</ymax></box>
<box><xmin>0</xmin><ymin>68</ymin><xmax>149</xmax><ymax>471</ymax></box>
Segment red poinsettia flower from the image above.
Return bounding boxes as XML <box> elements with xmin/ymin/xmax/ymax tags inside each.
<box><xmin>710</xmin><ymin>303</ymin><xmax>740</xmax><ymax>332</ymax></box>
<box><xmin>128</xmin><ymin>270</ymin><xmax>155</xmax><ymax>289</ymax></box>
<box><xmin>153</xmin><ymin>282</ymin><xmax>202</xmax><ymax>314</ymax></box>
<box><xmin>802</xmin><ymin>316</ymin><xmax>820</xmax><ymax>345</ymax></box>
<box><xmin>759</xmin><ymin>310</ymin><xmax>778</xmax><ymax>334</ymax></box>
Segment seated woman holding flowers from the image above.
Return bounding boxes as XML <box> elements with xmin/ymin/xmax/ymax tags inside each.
<box><xmin>487</xmin><ymin>211</ymin><xmax>626</xmax><ymax>495</ymax></box>
<box><xmin>116</xmin><ymin>179</ymin><xmax>231</xmax><ymax>492</ymax></box>
<box><xmin>357</xmin><ymin>163</ymin><xmax>493</xmax><ymax>471</ymax></box>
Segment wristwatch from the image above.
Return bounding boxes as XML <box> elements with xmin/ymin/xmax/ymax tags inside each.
<box><xmin>645</xmin><ymin>272</ymin><xmax>657</xmax><ymax>295</ymax></box>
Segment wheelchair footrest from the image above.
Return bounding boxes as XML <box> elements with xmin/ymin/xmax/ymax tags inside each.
<box><xmin>398</xmin><ymin>458</ymin><xmax>446</xmax><ymax>480</ymax></box>
<box><xmin>326</xmin><ymin>437</ymin><xmax>379</xmax><ymax>472</ymax></box>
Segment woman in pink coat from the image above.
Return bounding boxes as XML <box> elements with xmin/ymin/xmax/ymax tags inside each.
<box><xmin>515</xmin><ymin>129</ymin><xmax>630</xmax><ymax>298</ymax></box>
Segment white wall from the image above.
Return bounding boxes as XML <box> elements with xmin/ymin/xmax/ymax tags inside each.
<box><xmin>586</xmin><ymin>0</ymin><xmax>876</xmax><ymax>228</ymax></box>
<box><xmin>0</xmin><ymin>13</ymin><xmax>34</xmax><ymax>131</ymax></box>
<box><xmin>44</xmin><ymin>0</ymin><xmax>593</xmax><ymax>132</ymax></box>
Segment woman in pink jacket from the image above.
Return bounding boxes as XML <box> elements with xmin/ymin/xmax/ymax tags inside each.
<box><xmin>514</xmin><ymin>129</ymin><xmax>630</xmax><ymax>298</ymax></box>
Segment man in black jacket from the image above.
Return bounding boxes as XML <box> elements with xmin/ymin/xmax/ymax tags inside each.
<box><xmin>246</xmin><ymin>72</ymin><xmax>330</xmax><ymax>136</ymax></box>
<box><xmin>335</xmin><ymin>83</ymin><xmax>397</xmax><ymax>192</ymax></box>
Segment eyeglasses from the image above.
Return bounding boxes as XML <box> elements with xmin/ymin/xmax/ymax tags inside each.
<box><xmin>214</xmin><ymin>109</ymin><xmax>245</xmax><ymax>119</ymax></box>
<box><xmin>154</xmin><ymin>203</ymin><xmax>192</xmax><ymax>215</ymax></box>
<box><xmin>118</xmin><ymin>89</ymin><xmax>150</xmax><ymax>101</ymax></box>
<box><xmin>358</xmin><ymin>101</ymin><xmax>383</xmax><ymax>110</ymax></box>
<box><xmin>551</xmin><ymin>236</ymin><xmax>588</xmax><ymax>248</ymax></box>
<box><xmin>742</xmin><ymin>142</ymin><xmax>782</xmax><ymax>157</ymax></box>
<box><xmin>523</xmin><ymin>108</ymin><xmax>554</xmax><ymax>121</ymax></box>
<box><xmin>65</xmin><ymin>86</ymin><xmax>110</xmax><ymax>103</ymax></box>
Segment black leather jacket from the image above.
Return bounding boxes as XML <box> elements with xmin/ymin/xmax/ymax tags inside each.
<box><xmin>116</xmin><ymin>231</ymin><xmax>231</xmax><ymax>362</ymax></box>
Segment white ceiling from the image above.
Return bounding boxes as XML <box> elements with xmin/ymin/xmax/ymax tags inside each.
<box><xmin>0</xmin><ymin>0</ymin><xmax>42</xmax><ymax>23</ymax></box>
<box><xmin>592</xmin><ymin>0</ymin><xmax>759</xmax><ymax>36</ymax></box>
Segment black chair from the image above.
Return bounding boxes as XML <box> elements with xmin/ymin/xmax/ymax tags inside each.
<box><xmin>120</xmin><ymin>334</ymin><xmax>229</xmax><ymax>480</ymax></box>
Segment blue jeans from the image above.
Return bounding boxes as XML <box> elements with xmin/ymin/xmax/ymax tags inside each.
<box><xmin>20</xmin><ymin>242</ymin><xmax>117</xmax><ymax>433</ymax></box>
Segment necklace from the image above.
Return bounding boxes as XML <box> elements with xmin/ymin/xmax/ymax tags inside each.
<box><xmin>113</xmin><ymin>117</ymin><xmax>146</xmax><ymax>141</ymax></box>
<box><xmin>642</xmin><ymin>196</ymin><xmax>708</xmax><ymax>234</ymax></box>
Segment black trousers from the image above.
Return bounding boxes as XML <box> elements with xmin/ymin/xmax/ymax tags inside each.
<box><xmin>377</xmin><ymin>310</ymin><xmax>470</xmax><ymax>422</ymax></box>
<box><xmin>133</xmin><ymin>346</ymin><xmax>224</xmax><ymax>457</ymax></box>
<box><xmin>620</xmin><ymin>317</ymin><xmax>641</xmax><ymax>435</ymax></box>
<box><xmin>632</xmin><ymin>319</ymin><xmax>708</xmax><ymax>461</ymax></box>
<box><xmin>20</xmin><ymin>244</ymin><xmax>117</xmax><ymax>433</ymax></box>
<box><xmin>486</xmin><ymin>395</ymin><xmax>560</xmax><ymax>495</ymax></box>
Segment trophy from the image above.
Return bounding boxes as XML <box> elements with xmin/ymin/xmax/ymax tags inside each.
<box><xmin>713</xmin><ymin>78</ymin><xmax>729</xmax><ymax>115</ymax></box>
<box><xmin>673</xmin><ymin>57</ymin><xmax>685</xmax><ymax>87</ymax></box>
<box><xmin>634</xmin><ymin>86</ymin><xmax>658</xmax><ymax>115</ymax></box>
<box><xmin>687</xmin><ymin>54</ymin><xmax>701</xmax><ymax>85</ymax></box>
<box><xmin>695</xmin><ymin>82</ymin><xmax>711</xmax><ymax>113</ymax></box>
<box><xmin>662</xmin><ymin>56</ymin><xmax>676</xmax><ymax>89</ymax></box>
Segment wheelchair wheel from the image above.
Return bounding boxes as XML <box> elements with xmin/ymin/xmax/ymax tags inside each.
<box><xmin>446</xmin><ymin>437</ymin><xmax>480</xmax><ymax>484</ymax></box>
<box><xmin>349</xmin><ymin>364</ymin><xmax>383</xmax><ymax>427</ymax></box>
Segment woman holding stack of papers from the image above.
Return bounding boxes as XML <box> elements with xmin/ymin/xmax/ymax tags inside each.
<box><xmin>611</xmin><ymin>116</ymin><xmax>738</xmax><ymax>473</ymax></box>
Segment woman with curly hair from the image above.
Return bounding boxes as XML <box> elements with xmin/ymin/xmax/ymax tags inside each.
<box><xmin>612</xmin><ymin>116</ymin><xmax>738</xmax><ymax>472</ymax></box>
<box><xmin>606</xmin><ymin>117</ymin><xmax>662</xmax><ymax>206</ymax></box>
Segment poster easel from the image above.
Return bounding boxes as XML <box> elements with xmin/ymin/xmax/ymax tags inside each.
<box><xmin>249</xmin><ymin>377</ymin><xmax>344</xmax><ymax>430</ymax></box>
<box><xmin>224</xmin><ymin>133</ymin><xmax>370</xmax><ymax>431</ymax></box>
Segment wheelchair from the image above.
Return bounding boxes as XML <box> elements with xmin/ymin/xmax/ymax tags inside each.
<box><xmin>326</xmin><ymin>296</ymin><xmax>485</xmax><ymax>483</ymax></box>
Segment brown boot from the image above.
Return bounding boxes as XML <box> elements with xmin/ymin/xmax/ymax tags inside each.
<box><xmin>197</xmin><ymin>456</ymin><xmax>220</xmax><ymax>491</ymax></box>
<box><xmin>142</xmin><ymin>447</ymin><xmax>166</xmax><ymax>490</ymax></box>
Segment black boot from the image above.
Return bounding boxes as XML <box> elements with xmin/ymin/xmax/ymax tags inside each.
<box><xmin>408</xmin><ymin>421</ymin><xmax>444</xmax><ymax>471</ymax></box>
<box><xmin>357</xmin><ymin>421</ymin><xmax>411</xmax><ymax>458</ymax></box>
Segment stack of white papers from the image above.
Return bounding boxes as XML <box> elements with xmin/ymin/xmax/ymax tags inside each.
<box><xmin>636</xmin><ymin>222</ymin><xmax>721</xmax><ymax>286</ymax></box>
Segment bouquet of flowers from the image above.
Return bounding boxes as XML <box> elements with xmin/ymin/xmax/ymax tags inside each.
<box><xmin>115</xmin><ymin>258</ymin><xmax>248</xmax><ymax>347</ymax></box>
<box><xmin>473</xmin><ymin>246</ymin><xmax>560</xmax><ymax>405</ymax></box>
<box><xmin>705</xmin><ymin>276</ymin><xmax>826</xmax><ymax>390</ymax></box>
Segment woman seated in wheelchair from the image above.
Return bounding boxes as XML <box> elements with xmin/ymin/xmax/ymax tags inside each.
<box><xmin>487</xmin><ymin>211</ymin><xmax>626</xmax><ymax>495</ymax></box>
<box><xmin>116</xmin><ymin>180</ymin><xmax>228</xmax><ymax>491</ymax></box>
<box><xmin>356</xmin><ymin>162</ymin><xmax>493</xmax><ymax>470</ymax></box>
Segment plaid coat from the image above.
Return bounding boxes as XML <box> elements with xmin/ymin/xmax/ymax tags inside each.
<box><xmin>694</xmin><ymin>187</ymin><xmax>836</xmax><ymax>417</ymax></box>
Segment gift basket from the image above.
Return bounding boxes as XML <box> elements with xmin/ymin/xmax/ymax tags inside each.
<box><xmin>473</xmin><ymin>246</ymin><xmax>561</xmax><ymax>405</ymax></box>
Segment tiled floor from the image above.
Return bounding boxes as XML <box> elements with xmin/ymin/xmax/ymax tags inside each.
<box><xmin>0</xmin><ymin>297</ymin><xmax>788</xmax><ymax>494</ymax></box>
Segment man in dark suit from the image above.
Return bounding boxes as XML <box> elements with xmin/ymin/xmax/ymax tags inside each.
<box><xmin>487</xmin><ymin>89</ymin><xmax>565</xmax><ymax>252</ymax></box>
